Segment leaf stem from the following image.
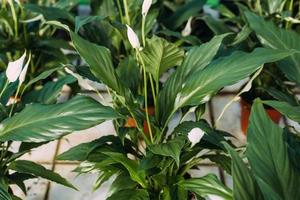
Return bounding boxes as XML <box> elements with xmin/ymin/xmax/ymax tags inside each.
<box><xmin>0</xmin><ymin>80</ymin><xmax>9</xmax><ymax>99</ymax></box>
<box><xmin>123</xmin><ymin>0</ymin><xmax>131</xmax><ymax>25</ymax></box>
<box><xmin>136</xmin><ymin>51</ymin><xmax>154</xmax><ymax>143</ymax></box>
<box><xmin>9</xmin><ymin>83</ymin><xmax>21</xmax><ymax>117</ymax></box>
<box><xmin>8</xmin><ymin>0</ymin><xmax>18</xmax><ymax>38</ymax></box>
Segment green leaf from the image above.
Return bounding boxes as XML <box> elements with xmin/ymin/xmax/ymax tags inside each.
<box><xmin>161</xmin><ymin>48</ymin><xmax>293</xmax><ymax>127</ymax></box>
<box><xmin>141</xmin><ymin>36</ymin><xmax>184</xmax><ymax>82</ymax></box>
<box><xmin>23</xmin><ymin>67</ymin><xmax>62</xmax><ymax>92</ymax></box>
<box><xmin>75</xmin><ymin>16</ymin><xmax>106</xmax><ymax>33</ymax></box>
<box><xmin>262</xmin><ymin>100</ymin><xmax>300</xmax><ymax>123</ymax></box>
<box><xmin>164</xmin><ymin>0</ymin><xmax>206</xmax><ymax>29</ymax></box>
<box><xmin>264</xmin><ymin>87</ymin><xmax>299</xmax><ymax>106</ymax></box>
<box><xmin>24</xmin><ymin>75</ymin><xmax>76</xmax><ymax>104</ymax></box>
<box><xmin>103</xmin><ymin>152</ymin><xmax>147</xmax><ymax>188</ymax></box>
<box><xmin>70</xmin><ymin>31</ymin><xmax>126</xmax><ymax>96</ymax></box>
<box><xmin>57</xmin><ymin>136</ymin><xmax>121</xmax><ymax>161</ymax></box>
<box><xmin>245</xmin><ymin>12</ymin><xmax>300</xmax><ymax>85</ymax></box>
<box><xmin>25</xmin><ymin>4</ymin><xmax>74</xmax><ymax>22</ymax></box>
<box><xmin>148</xmin><ymin>136</ymin><xmax>186</xmax><ymax>166</ymax></box>
<box><xmin>158</xmin><ymin>34</ymin><xmax>228</xmax><ymax>124</ymax></box>
<box><xmin>266</xmin><ymin>0</ymin><xmax>286</xmax><ymax>13</ymax></box>
<box><xmin>224</xmin><ymin>143</ymin><xmax>263</xmax><ymax>200</ymax></box>
<box><xmin>107</xmin><ymin>189</ymin><xmax>149</xmax><ymax>200</ymax></box>
<box><xmin>0</xmin><ymin>96</ymin><xmax>119</xmax><ymax>142</ymax></box>
<box><xmin>230</xmin><ymin>25</ymin><xmax>252</xmax><ymax>46</ymax></box>
<box><xmin>109</xmin><ymin>173</ymin><xmax>138</xmax><ymax>194</ymax></box>
<box><xmin>178</xmin><ymin>174</ymin><xmax>232</xmax><ymax>200</ymax></box>
<box><xmin>8</xmin><ymin>160</ymin><xmax>76</xmax><ymax>190</ymax></box>
<box><xmin>0</xmin><ymin>178</ymin><xmax>11</xmax><ymax>200</ymax></box>
<box><xmin>246</xmin><ymin>99</ymin><xmax>300</xmax><ymax>199</ymax></box>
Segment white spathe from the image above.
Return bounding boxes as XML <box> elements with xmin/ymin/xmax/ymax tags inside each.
<box><xmin>19</xmin><ymin>54</ymin><xmax>31</xmax><ymax>85</ymax></box>
<box><xmin>188</xmin><ymin>128</ymin><xmax>205</xmax><ymax>146</ymax></box>
<box><xmin>6</xmin><ymin>51</ymin><xmax>26</xmax><ymax>83</ymax></box>
<box><xmin>181</xmin><ymin>17</ymin><xmax>193</xmax><ymax>37</ymax></box>
<box><xmin>126</xmin><ymin>25</ymin><xmax>141</xmax><ymax>49</ymax></box>
<box><xmin>142</xmin><ymin>0</ymin><xmax>152</xmax><ymax>17</ymax></box>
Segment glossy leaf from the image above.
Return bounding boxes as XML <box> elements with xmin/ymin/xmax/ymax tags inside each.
<box><xmin>158</xmin><ymin>34</ymin><xmax>228</xmax><ymax>124</ymax></box>
<box><xmin>245</xmin><ymin>12</ymin><xmax>300</xmax><ymax>85</ymax></box>
<box><xmin>8</xmin><ymin>160</ymin><xmax>76</xmax><ymax>189</ymax></box>
<box><xmin>70</xmin><ymin>32</ymin><xmax>126</xmax><ymax>96</ymax></box>
<box><xmin>0</xmin><ymin>179</ymin><xmax>11</xmax><ymax>200</ymax></box>
<box><xmin>57</xmin><ymin>136</ymin><xmax>122</xmax><ymax>161</ymax></box>
<box><xmin>164</xmin><ymin>0</ymin><xmax>206</xmax><ymax>29</ymax></box>
<box><xmin>141</xmin><ymin>36</ymin><xmax>184</xmax><ymax>82</ymax></box>
<box><xmin>263</xmin><ymin>100</ymin><xmax>300</xmax><ymax>123</ymax></box>
<box><xmin>107</xmin><ymin>189</ymin><xmax>149</xmax><ymax>200</ymax></box>
<box><xmin>247</xmin><ymin>100</ymin><xmax>300</xmax><ymax>199</ymax></box>
<box><xmin>161</xmin><ymin>48</ymin><xmax>293</xmax><ymax>126</ymax></box>
<box><xmin>0</xmin><ymin>96</ymin><xmax>119</xmax><ymax>142</ymax></box>
<box><xmin>24</xmin><ymin>75</ymin><xmax>76</xmax><ymax>104</ymax></box>
<box><xmin>103</xmin><ymin>152</ymin><xmax>147</xmax><ymax>188</ymax></box>
<box><xmin>148</xmin><ymin>136</ymin><xmax>186</xmax><ymax>166</ymax></box>
<box><xmin>224</xmin><ymin>143</ymin><xmax>263</xmax><ymax>200</ymax></box>
<box><xmin>178</xmin><ymin>174</ymin><xmax>232</xmax><ymax>200</ymax></box>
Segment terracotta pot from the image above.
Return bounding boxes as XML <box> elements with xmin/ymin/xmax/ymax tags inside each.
<box><xmin>240</xmin><ymin>99</ymin><xmax>282</xmax><ymax>135</ymax></box>
<box><xmin>125</xmin><ymin>107</ymin><xmax>155</xmax><ymax>134</ymax></box>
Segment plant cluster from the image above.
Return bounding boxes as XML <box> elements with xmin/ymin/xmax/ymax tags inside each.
<box><xmin>0</xmin><ymin>0</ymin><xmax>300</xmax><ymax>200</ymax></box>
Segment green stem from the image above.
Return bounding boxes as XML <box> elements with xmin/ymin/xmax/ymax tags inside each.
<box><xmin>149</xmin><ymin>74</ymin><xmax>157</xmax><ymax>108</ymax></box>
<box><xmin>0</xmin><ymin>80</ymin><xmax>9</xmax><ymax>99</ymax></box>
<box><xmin>123</xmin><ymin>0</ymin><xmax>130</xmax><ymax>25</ymax></box>
<box><xmin>116</xmin><ymin>0</ymin><xmax>124</xmax><ymax>24</ymax></box>
<box><xmin>137</xmin><ymin>51</ymin><xmax>154</xmax><ymax>143</ymax></box>
<box><xmin>8</xmin><ymin>0</ymin><xmax>18</xmax><ymax>38</ymax></box>
<box><xmin>9</xmin><ymin>84</ymin><xmax>21</xmax><ymax>117</ymax></box>
<box><xmin>142</xmin><ymin>16</ymin><xmax>146</xmax><ymax>47</ymax></box>
<box><xmin>286</xmin><ymin>0</ymin><xmax>294</xmax><ymax>29</ymax></box>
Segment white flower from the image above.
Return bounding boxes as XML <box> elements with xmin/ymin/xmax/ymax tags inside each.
<box><xmin>19</xmin><ymin>54</ymin><xmax>31</xmax><ymax>85</ymax></box>
<box><xmin>126</xmin><ymin>25</ymin><xmax>141</xmax><ymax>49</ymax></box>
<box><xmin>188</xmin><ymin>128</ymin><xmax>205</xmax><ymax>147</ymax></box>
<box><xmin>181</xmin><ymin>17</ymin><xmax>193</xmax><ymax>37</ymax></box>
<box><xmin>6</xmin><ymin>51</ymin><xmax>26</xmax><ymax>83</ymax></box>
<box><xmin>142</xmin><ymin>0</ymin><xmax>152</xmax><ymax>17</ymax></box>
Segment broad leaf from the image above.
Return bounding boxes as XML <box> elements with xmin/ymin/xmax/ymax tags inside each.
<box><xmin>158</xmin><ymin>34</ymin><xmax>228</xmax><ymax>124</ymax></box>
<box><xmin>109</xmin><ymin>173</ymin><xmax>138</xmax><ymax>194</ymax></box>
<box><xmin>103</xmin><ymin>152</ymin><xmax>147</xmax><ymax>188</ymax></box>
<box><xmin>246</xmin><ymin>99</ymin><xmax>300</xmax><ymax>199</ymax></box>
<box><xmin>266</xmin><ymin>0</ymin><xmax>286</xmax><ymax>13</ymax></box>
<box><xmin>24</xmin><ymin>75</ymin><xmax>76</xmax><ymax>104</ymax></box>
<box><xmin>25</xmin><ymin>4</ymin><xmax>74</xmax><ymax>22</ymax></box>
<box><xmin>70</xmin><ymin>32</ymin><xmax>126</xmax><ymax>96</ymax></box>
<box><xmin>224</xmin><ymin>143</ymin><xmax>263</xmax><ymax>200</ymax></box>
<box><xmin>178</xmin><ymin>174</ymin><xmax>232</xmax><ymax>200</ymax></box>
<box><xmin>164</xmin><ymin>0</ymin><xmax>206</xmax><ymax>29</ymax></box>
<box><xmin>107</xmin><ymin>189</ymin><xmax>149</xmax><ymax>200</ymax></box>
<box><xmin>0</xmin><ymin>96</ymin><xmax>119</xmax><ymax>142</ymax></box>
<box><xmin>57</xmin><ymin>136</ymin><xmax>122</xmax><ymax>161</ymax></box>
<box><xmin>8</xmin><ymin>160</ymin><xmax>76</xmax><ymax>189</ymax></box>
<box><xmin>245</xmin><ymin>12</ymin><xmax>300</xmax><ymax>85</ymax></box>
<box><xmin>0</xmin><ymin>178</ymin><xmax>11</xmax><ymax>200</ymax></box>
<box><xmin>148</xmin><ymin>136</ymin><xmax>186</xmax><ymax>166</ymax></box>
<box><xmin>23</xmin><ymin>67</ymin><xmax>62</xmax><ymax>92</ymax></box>
<box><xmin>75</xmin><ymin>16</ymin><xmax>106</xmax><ymax>33</ymax></box>
<box><xmin>141</xmin><ymin>36</ymin><xmax>184</xmax><ymax>82</ymax></box>
<box><xmin>263</xmin><ymin>100</ymin><xmax>300</xmax><ymax>123</ymax></box>
<box><xmin>160</xmin><ymin>48</ymin><xmax>293</xmax><ymax>127</ymax></box>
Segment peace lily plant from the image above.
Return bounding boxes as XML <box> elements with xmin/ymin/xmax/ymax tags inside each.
<box><xmin>54</xmin><ymin>0</ymin><xmax>297</xmax><ymax>199</ymax></box>
<box><xmin>0</xmin><ymin>49</ymin><xmax>119</xmax><ymax>199</ymax></box>
<box><xmin>0</xmin><ymin>0</ymin><xmax>300</xmax><ymax>199</ymax></box>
